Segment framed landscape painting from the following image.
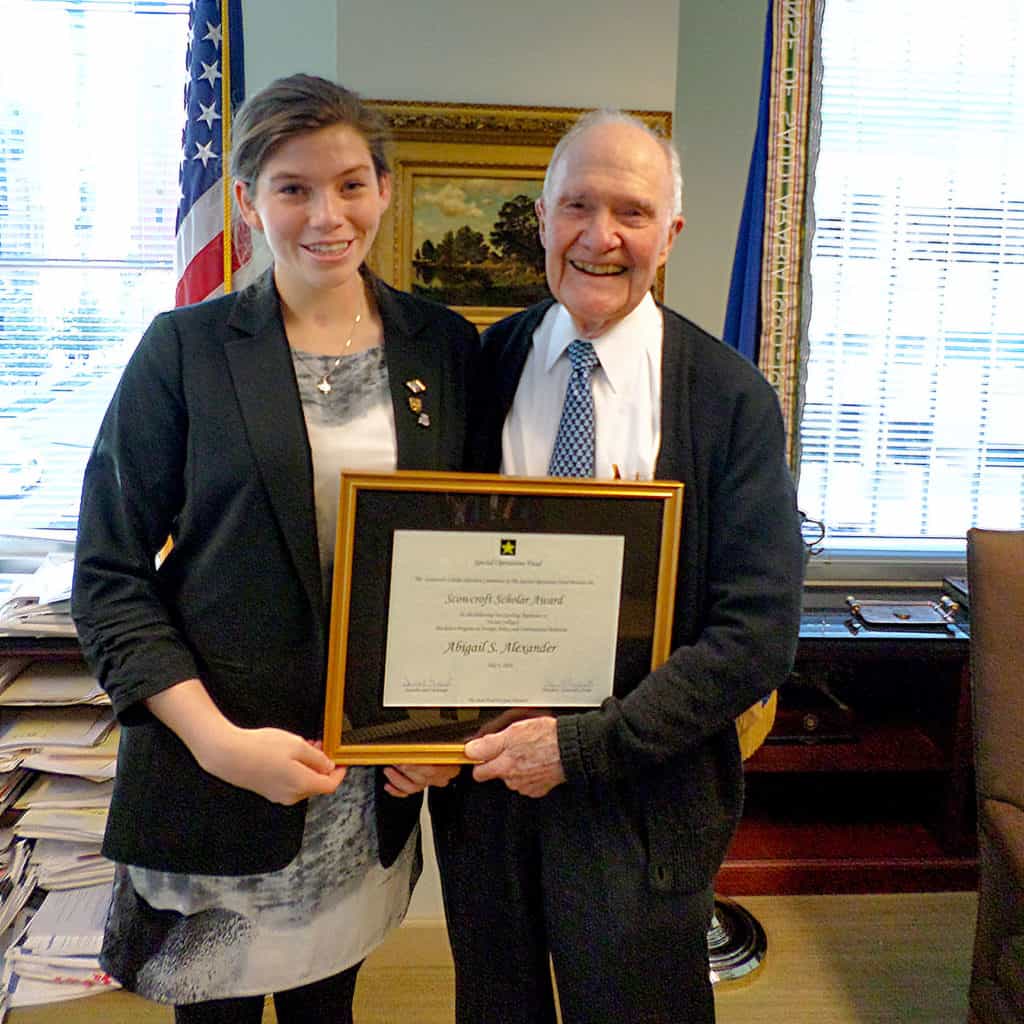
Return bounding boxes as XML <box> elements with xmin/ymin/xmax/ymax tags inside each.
<box><xmin>366</xmin><ymin>101</ymin><xmax>671</xmax><ymax>327</ymax></box>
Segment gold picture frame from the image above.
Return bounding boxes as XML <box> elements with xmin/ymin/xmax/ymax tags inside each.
<box><xmin>365</xmin><ymin>100</ymin><xmax>672</xmax><ymax>328</ymax></box>
<box><xmin>323</xmin><ymin>470</ymin><xmax>684</xmax><ymax>764</ymax></box>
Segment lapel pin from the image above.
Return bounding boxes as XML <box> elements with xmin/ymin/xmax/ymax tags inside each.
<box><xmin>408</xmin><ymin>396</ymin><xmax>423</xmax><ymax>414</ymax></box>
<box><xmin>417</xmin><ymin>412</ymin><xmax>431</xmax><ymax>428</ymax></box>
<box><xmin>405</xmin><ymin>379</ymin><xmax>427</xmax><ymax>394</ymax></box>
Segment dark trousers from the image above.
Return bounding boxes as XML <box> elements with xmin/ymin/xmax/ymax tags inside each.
<box><xmin>430</xmin><ymin>777</ymin><xmax>716</xmax><ymax>1024</ymax></box>
<box><xmin>172</xmin><ymin>961</ymin><xmax>362</xmax><ymax>1024</ymax></box>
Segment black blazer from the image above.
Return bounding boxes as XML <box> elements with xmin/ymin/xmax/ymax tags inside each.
<box><xmin>72</xmin><ymin>269</ymin><xmax>480</xmax><ymax>875</ymax></box>
<box><xmin>464</xmin><ymin>300</ymin><xmax>805</xmax><ymax>891</ymax></box>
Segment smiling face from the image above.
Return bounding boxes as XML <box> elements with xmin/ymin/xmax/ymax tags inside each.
<box><xmin>536</xmin><ymin>121</ymin><xmax>684</xmax><ymax>338</ymax></box>
<box><xmin>234</xmin><ymin>123</ymin><xmax>391</xmax><ymax>308</ymax></box>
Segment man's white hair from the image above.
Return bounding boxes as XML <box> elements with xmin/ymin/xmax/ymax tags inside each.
<box><xmin>542</xmin><ymin>108</ymin><xmax>684</xmax><ymax>221</ymax></box>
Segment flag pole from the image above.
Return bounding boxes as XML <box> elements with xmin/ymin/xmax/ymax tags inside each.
<box><xmin>220</xmin><ymin>0</ymin><xmax>233</xmax><ymax>294</ymax></box>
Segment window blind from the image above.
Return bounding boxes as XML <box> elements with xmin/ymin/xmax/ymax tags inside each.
<box><xmin>0</xmin><ymin>0</ymin><xmax>188</xmax><ymax>536</ymax></box>
<box><xmin>798</xmin><ymin>0</ymin><xmax>1024</xmax><ymax>558</ymax></box>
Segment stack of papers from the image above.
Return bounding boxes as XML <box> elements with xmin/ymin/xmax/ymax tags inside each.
<box><xmin>0</xmin><ymin>829</ymin><xmax>14</xmax><ymax>864</ymax></box>
<box><xmin>0</xmin><ymin>842</ymin><xmax>38</xmax><ymax>938</ymax></box>
<box><xmin>13</xmin><ymin>807</ymin><xmax>108</xmax><ymax>845</ymax></box>
<box><xmin>2</xmin><ymin>883</ymin><xmax>118</xmax><ymax>1008</ymax></box>
<box><xmin>16</xmin><ymin>780</ymin><xmax>115</xmax><ymax>889</ymax></box>
<box><xmin>27</xmin><ymin>841</ymin><xmax>112</xmax><ymax>891</ymax></box>
<box><xmin>11</xmin><ymin>766</ymin><xmax>114</xmax><ymax>849</ymax></box>
<box><xmin>0</xmin><ymin>664</ymin><xmax>29</xmax><ymax>695</ymax></box>
<box><xmin>0</xmin><ymin>771</ymin><xmax>34</xmax><ymax>817</ymax></box>
<box><xmin>20</xmin><ymin>725</ymin><xmax>119</xmax><ymax>782</ymax></box>
<box><xmin>0</xmin><ymin>904</ymin><xmax>34</xmax><ymax>987</ymax></box>
<box><xmin>15</xmin><ymin>775</ymin><xmax>113</xmax><ymax>812</ymax></box>
<box><xmin>0</xmin><ymin>555</ymin><xmax>75</xmax><ymax>637</ymax></box>
<box><xmin>0</xmin><ymin>836</ymin><xmax>40</xmax><ymax>1017</ymax></box>
<box><xmin>0</xmin><ymin>633</ymin><xmax>125</xmax><ymax>1015</ymax></box>
<box><xmin>0</xmin><ymin>707</ymin><xmax>116</xmax><ymax>774</ymax></box>
<box><xmin>0</xmin><ymin>662</ymin><xmax>107</xmax><ymax>708</ymax></box>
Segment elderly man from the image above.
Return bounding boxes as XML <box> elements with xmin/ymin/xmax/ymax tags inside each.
<box><xmin>429</xmin><ymin>110</ymin><xmax>805</xmax><ymax>1024</ymax></box>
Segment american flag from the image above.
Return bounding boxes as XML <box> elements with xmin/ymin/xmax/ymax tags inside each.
<box><xmin>174</xmin><ymin>0</ymin><xmax>254</xmax><ymax>306</ymax></box>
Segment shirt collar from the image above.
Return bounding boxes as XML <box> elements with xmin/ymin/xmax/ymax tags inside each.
<box><xmin>542</xmin><ymin>292</ymin><xmax>662</xmax><ymax>394</ymax></box>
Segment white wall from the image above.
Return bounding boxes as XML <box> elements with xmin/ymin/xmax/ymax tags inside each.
<box><xmin>669</xmin><ymin>1</ymin><xmax>766</xmax><ymax>335</ymax></box>
<box><xmin>337</xmin><ymin>0</ymin><xmax>679</xmax><ymax>110</ymax></box>
<box><xmin>242</xmin><ymin>0</ymin><xmax>338</xmax><ymax>93</ymax></box>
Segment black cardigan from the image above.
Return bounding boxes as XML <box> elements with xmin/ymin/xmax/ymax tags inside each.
<box><xmin>461</xmin><ymin>300</ymin><xmax>805</xmax><ymax>888</ymax></box>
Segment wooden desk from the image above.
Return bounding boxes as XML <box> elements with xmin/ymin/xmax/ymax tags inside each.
<box><xmin>718</xmin><ymin>610</ymin><xmax>976</xmax><ymax>895</ymax></box>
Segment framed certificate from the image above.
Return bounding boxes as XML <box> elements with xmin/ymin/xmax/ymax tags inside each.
<box><xmin>323</xmin><ymin>470</ymin><xmax>683</xmax><ymax>764</ymax></box>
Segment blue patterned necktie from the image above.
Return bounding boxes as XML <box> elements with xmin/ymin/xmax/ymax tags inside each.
<box><xmin>548</xmin><ymin>339</ymin><xmax>600</xmax><ymax>477</ymax></box>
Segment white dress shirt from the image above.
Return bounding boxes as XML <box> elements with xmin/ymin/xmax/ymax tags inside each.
<box><xmin>501</xmin><ymin>292</ymin><xmax>663</xmax><ymax>481</ymax></box>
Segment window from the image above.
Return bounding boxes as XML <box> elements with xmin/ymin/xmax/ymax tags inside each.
<box><xmin>0</xmin><ymin>0</ymin><xmax>188</xmax><ymax>546</ymax></box>
<box><xmin>797</xmin><ymin>0</ymin><xmax>1024</xmax><ymax>562</ymax></box>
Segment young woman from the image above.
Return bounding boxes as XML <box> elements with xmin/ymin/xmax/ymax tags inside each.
<box><xmin>71</xmin><ymin>75</ymin><xmax>475</xmax><ymax>1024</ymax></box>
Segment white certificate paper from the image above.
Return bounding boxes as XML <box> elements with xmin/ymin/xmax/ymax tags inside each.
<box><xmin>382</xmin><ymin>531</ymin><xmax>625</xmax><ymax>707</ymax></box>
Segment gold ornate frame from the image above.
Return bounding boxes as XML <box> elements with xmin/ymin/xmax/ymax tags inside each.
<box><xmin>366</xmin><ymin>101</ymin><xmax>672</xmax><ymax>327</ymax></box>
<box><xmin>323</xmin><ymin>470</ymin><xmax>683</xmax><ymax>764</ymax></box>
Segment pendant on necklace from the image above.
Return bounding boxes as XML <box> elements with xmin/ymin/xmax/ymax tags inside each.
<box><xmin>317</xmin><ymin>377</ymin><xmax>332</xmax><ymax>395</ymax></box>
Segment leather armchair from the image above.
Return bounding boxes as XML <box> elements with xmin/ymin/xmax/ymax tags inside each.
<box><xmin>966</xmin><ymin>528</ymin><xmax>1024</xmax><ymax>1023</ymax></box>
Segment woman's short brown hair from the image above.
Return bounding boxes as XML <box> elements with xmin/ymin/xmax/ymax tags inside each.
<box><xmin>229</xmin><ymin>74</ymin><xmax>390</xmax><ymax>190</ymax></box>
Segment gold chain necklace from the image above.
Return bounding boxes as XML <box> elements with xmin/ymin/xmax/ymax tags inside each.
<box><xmin>306</xmin><ymin>307</ymin><xmax>363</xmax><ymax>395</ymax></box>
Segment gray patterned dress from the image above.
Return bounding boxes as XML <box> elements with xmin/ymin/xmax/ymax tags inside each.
<box><xmin>100</xmin><ymin>345</ymin><xmax>416</xmax><ymax>1004</ymax></box>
